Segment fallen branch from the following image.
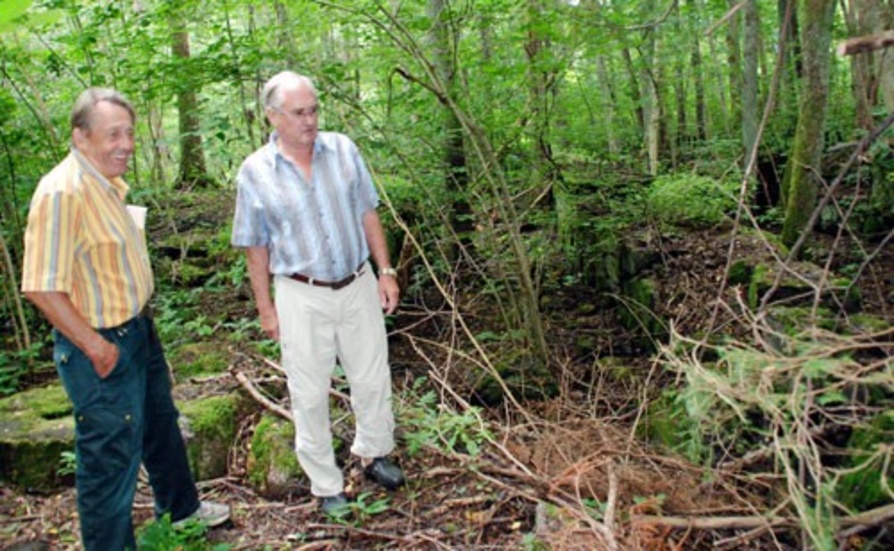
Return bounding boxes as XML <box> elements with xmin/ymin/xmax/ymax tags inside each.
<box><xmin>633</xmin><ymin>502</ymin><xmax>894</xmax><ymax>532</ymax></box>
<box><xmin>232</xmin><ymin>369</ymin><xmax>293</xmax><ymax>422</ymax></box>
<box><xmin>837</xmin><ymin>31</ymin><xmax>894</xmax><ymax>56</ymax></box>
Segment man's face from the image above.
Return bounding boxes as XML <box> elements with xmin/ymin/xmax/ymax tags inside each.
<box><xmin>268</xmin><ymin>85</ymin><xmax>319</xmax><ymax>149</ymax></box>
<box><xmin>73</xmin><ymin>100</ymin><xmax>135</xmax><ymax>179</ymax></box>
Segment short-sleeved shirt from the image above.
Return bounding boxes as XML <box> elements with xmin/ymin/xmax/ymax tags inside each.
<box><xmin>21</xmin><ymin>150</ymin><xmax>153</xmax><ymax>329</ymax></box>
<box><xmin>231</xmin><ymin>131</ymin><xmax>379</xmax><ymax>281</ymax></box>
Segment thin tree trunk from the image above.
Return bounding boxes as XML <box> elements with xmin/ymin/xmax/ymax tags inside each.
<box><xmin>690</xmin><ymin>0</ymin><xmax>707</xmax><ymax>141</ymax></box>
<box><xmin>781</xmin><ymin>0</ymin><xmax>836</xmax><ymax>247</ymax></box>
<box><xmin>726</xmin><ymin>0</ymin><xmax>743</xmax><ymax>137</ymax></box>
<box><xmin>171</xmin><ymin>18</ymin><xmax>211</xmax><ymax>189</ymax></box>
<box><xmin>742</xmin><ymin>0</ymin><xmax>760</xmax><ymax>166</ymax></box>
<box><xmin>597</xmin><ymin>55</ymin><xmax>619</xmax><ymax>155</ymax></box>
<box><xmin>428</xmin><ymin>0</ymin><xmax>472</xmax><ymax>251</ymax></box>
<box><xmin>0</xmin><ymin>227</ymin><xmax>30</xmax><ymax>355</ymax></box>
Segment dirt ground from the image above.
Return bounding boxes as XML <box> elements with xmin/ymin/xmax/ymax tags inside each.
<box><xmin>2</xmin><ymin>222</ymin><xmax>892</xmax><ymax>550</ymax></box>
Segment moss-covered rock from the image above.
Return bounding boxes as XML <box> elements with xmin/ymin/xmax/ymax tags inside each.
<box><xmin>178</xmin><ymin>392</ymin><xmax>243</xmax><ymax>481</ymax></box>
<box><xmin>837</xmin><ymin>411</ymin><xmax>894</xmax><ymax>512</ymax></box>
<box><xmin>473</xmin><ymin>352</ymin><xmax>559</xmax><ymax>406</ymax></box>
<box><xmin>748</xmin><ymin>261</ymin><xmax>861</xmax><ymax>312</ymax></box>
<box><xmin>168</xmin><ymin>342</ymin><xmax>230</xmax><ymax>381</ymax></box>
<box><xmin>246</xmin><ymin>414</ymin><xmax>303</xmax><ymax>499</ymax></box>
<box><xmin>0</xmin><ymin>384</ymin><xmax>74</xmax><ymax>491</ymax></box>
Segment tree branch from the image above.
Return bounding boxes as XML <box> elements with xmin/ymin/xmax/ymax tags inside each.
<box><xmin>837</xmin><ymin>31</ymin><xmax>894</xmax><ymax>56</ymax></box>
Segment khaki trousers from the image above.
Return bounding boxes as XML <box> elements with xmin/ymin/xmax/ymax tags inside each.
<box><xmin>274</xmin><ymin>265</ymin><xmax>396</xmax><ymax>497</ymax></box>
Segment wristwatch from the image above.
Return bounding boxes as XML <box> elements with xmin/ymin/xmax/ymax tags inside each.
<box><xmin>380</xmin><ymin>267</ymin><xmax>398</xmax><ymax>277</ymax></box>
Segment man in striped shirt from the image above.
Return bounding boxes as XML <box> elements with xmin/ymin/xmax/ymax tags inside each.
<box><xmin>231</xmin><ymin>72</ymin><xmax>405</xmax><ymax>517</ymax></box>
<box><xmin>21</xmin><ymin>88</ymin><xmax>228</xmax><ymax>550</ymax></box>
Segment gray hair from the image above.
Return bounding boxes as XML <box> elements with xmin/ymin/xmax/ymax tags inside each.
<box><xmin>261</xmin><ymin>71</ymin><xmax>317</xmax><ymax>110</ymax></box>
<box><xmin>70</xmin><ymin>87</ymin><xmax>135</xmax><ymax>131</ymax></box>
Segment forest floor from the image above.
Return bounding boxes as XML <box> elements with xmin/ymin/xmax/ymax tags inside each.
<box><xmin>2</xmin><ymin>192</ymin><xmax>893</xmax><ymax>550</ymax></box>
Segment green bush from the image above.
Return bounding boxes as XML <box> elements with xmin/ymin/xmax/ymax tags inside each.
<box><xmin>647</xmin><ymin>173</ymin><xmax>739</xmax><ymax>228</ymax></box>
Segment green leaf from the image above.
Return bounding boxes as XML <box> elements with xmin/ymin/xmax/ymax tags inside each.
<box><xmin>0</xmin><ymin>0</ymin><xmax>33</xmax><ymax>34</ymax></box>
<box><xmin>816</xmin><ymin>390</ymin><xmax>846</xmax><ymax>406</ymax></box>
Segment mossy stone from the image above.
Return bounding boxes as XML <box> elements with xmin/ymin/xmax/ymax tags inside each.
<box><xmin>168</xmin><ymin>342</ymin><xmax>229</xmax><ymax>381</ymax></box>
<box><xmin>178</xmin><ymin>392</ymin><xmax>242</xmax><ymax>481</ymax></box>
<box><xmin>246</xmin><ymin>414</ymin><xmax>303</xmax><ymax>499</ymax></box>
<box><xmin>837</xmin><ymin>411</ymin><xmax>894</xmax><ymax>511</ymax></box>
<box><xmin>0</xmin><ymin>384</ymin><xmax>75</xmax><ymax>491</ymax></box>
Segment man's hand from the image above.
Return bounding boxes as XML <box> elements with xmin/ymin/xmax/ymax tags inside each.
<box><xmin>260</xmin><ymin>309</ymin><xmax>280</xmax><ymax>341</ymax></box>
<box><xmin>378</xmin><ymin>276</ymin><xmax>400</xmax><ymax>315</ymax></box>
<box><xmin>85</xmin><ymin>336</ymin><xmax>120</xmax><ymax>379</ymax></box>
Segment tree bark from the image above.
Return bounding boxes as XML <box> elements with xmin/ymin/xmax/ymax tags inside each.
<box><xmin>428</xmin><ymin>0</ymin><xmax>472</xmax><ymax>251</ymax></box>
<box><xmin>742</xmin><ymin>0</ymin><xmax>760</xmax><ymax>167</ymax></box>
<box><xmin>171</xmin><ymin>18</ymin><xmax>212</xmax><ymax>189</ymax></box>
<box><xmin>726</xmin><ymin>0</ymin><xmax>743</xmax><ymax>136</ymax></box>
<box><xmin>781</xmin><ymin>0</ymin><xmax>836</xmax><ymax>247</ymax></box>
<box><xmin>690</xmin><ymin>0</ymin><xmax>707</xmax><ymax>141</ymax></box>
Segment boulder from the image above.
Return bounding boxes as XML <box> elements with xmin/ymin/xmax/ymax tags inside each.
<box><xmin>246</xmin><ymin>413</ymin><xmax>303</xmax><ymax>499</ymax></box>
<box><xmin>0</xmin><ymin>384</ymin><xmax>246</xmax><ymax>490</ymax></box>
<box><xmin>0</xmin><ymin>385</ymin><xmax>74</xmax><ymax>492</ymax></box>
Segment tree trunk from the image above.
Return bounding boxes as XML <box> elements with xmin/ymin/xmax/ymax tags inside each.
<box><xmin>842</xmin><ymin>0</ymin><xmax>887</xmax><ymax>132</ymax></box>
<box><xmin>742</xmin><ymin>0</ymin><xmax>760</xmax><ymax>168</ymax></box>
<box><xmin>690</xmin><ymin>0</ymin><xmax>707</xmax><ymax>141</ymax></box>
<box><xmin>777</xmin><ymin>0</ymin><xmax>801</xmax><ymax>149</ymax></box>
<box><xmin>726</xmin><ymin>0</ymin><xmax>743</xmax><ymax>137</ymax></box>
<box><xmin>525</xmin><ymin>0</ymin><xmax>561</xmax><ymax>190</ymax></box>
<box><xmin>596</xmin><ymin>55</ymin><xmax>619</xmax><ymax>155</ymax></box>
<box><xmin>641</xmin><ymin>29</ymin><xmax>660</xmax><ymax>175</ymax></box>
<box><xmin>781</xmin><ymin>0</ymin><xmax>836</xmax><ymax>247</ymax></box>
<box><xmin>673</xmin><ymin>5</ymin><xmax>686</xmax><ymax>160</ymax></box>
<box><xmin>428</xmin><ymin>0</ymin><xmax>472</xmax><ymax>250</ymax></box>
<box><xmin>171</xmin><ymin>19</ymin><xmax>212</xmax><ymax>189</ymax></box>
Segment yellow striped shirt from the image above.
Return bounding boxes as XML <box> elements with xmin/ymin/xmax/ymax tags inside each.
<box><xmin>21</xmin><ymin>151</ymin><xmax>154</xmax><ymax>328</ymax></box>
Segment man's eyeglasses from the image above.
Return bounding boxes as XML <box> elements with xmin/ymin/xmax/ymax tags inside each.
<box><xmin>275</xmin><ymin>104</ymin><xmax>319</xmax><ymax>119</ymax></box>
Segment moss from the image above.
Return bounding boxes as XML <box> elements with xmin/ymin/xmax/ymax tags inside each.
<box><xmin>0</xmin><ymin>385</ymin><xmax>75</xmax><ymax>491</ymax></box>
<box><xmin>727</xmin><ymin>259</ymin><xmax>752</xmax><ymax>286</ymax></box>
<box><xmin>837</xmin><ymin>411</ymin><xmax>894</xmax><ymax>511</ymax></box>
<box><xmin>168</xmin><ymin>342</ymin><xmax>229</xmax><ymax>381</ymax></box>
<box><xmin>474</xmin><ymin>352</ymin><xmax>558</xmax><ymax>406</ymax></box>
<box><xmin>639</xmin><ymin>390</ymin><xmax>688</xmax><ymax>451</ymax></box>
<box><xmin>178</xmin><ymin>393</ymin><xmax>240</xmax><ymax>481</ymax></box>
<box><xmin>0</xmin><ymin>384</ymin><xmax>71</xmax><ymax>419</ymax></box>
<box><xmin>646</xmin><ymin>174</ymin><xmax>738</xmax><ymax>228</ymax></box>
<box><xmin>844</xmin><ymin>313</ymin><xmax>890</xmax><ymax>333</ymax></box>
<box><xmin>747</xmin><ymin>263</ymin><xmax>769</xmax><ymax>309</ymax></box>
<box><xmin>766</xmin><ymin>306</ymin><xmax>836</xmax><ymax>335</ymax></box>
<box><xmin>247</xmin><ymin>414</ymin><xmax>302</xmax><ymax>498</ymax></box>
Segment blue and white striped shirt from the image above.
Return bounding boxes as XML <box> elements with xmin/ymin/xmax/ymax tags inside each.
<box><xmin>231</xmin><ymin>131</ymin><xmax>379</xmax><ymax>280</ymax></box>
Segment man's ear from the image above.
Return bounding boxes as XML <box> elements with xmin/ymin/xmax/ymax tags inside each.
<box><xmin>265</xmin><ymin>107</ymin><xmax>278</xmax><ymax>127</ymax></box>
<box><xmin>72</xmin><ymin>128</ymin><xmax>87</xmax><ymax>149</ymax></box>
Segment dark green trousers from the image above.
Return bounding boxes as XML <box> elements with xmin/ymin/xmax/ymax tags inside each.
<box><xmin>54</xmin><ymin>311</ymin><xmax>199</xmax><ymax>551</ymax></box>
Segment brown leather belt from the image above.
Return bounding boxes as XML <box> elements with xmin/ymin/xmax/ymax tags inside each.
<box><xmin>288</xmin><ymin>265</ymin><xmax>365</xmax><ymax>290</ymax></box>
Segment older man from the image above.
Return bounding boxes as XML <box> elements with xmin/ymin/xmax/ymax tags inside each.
<box><xmin>21</xmin><ymin>88</ymin><xmax>229</xmax><ymax>550</ymax></box>
<box><xmin>231</xmin><ymin>71</ymin><xmax>405</xmax><ymax>516</ymax></box>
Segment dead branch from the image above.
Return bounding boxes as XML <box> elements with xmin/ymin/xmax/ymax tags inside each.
<box><xmin>232</xmin><ymin>369</ymin><xmax>293</xmax><ymax>422</ymax></box>
<box><xmin>837</xmin><ymin>31</ymin><xmax>894</xmax><ymax>56</ymax></box>
<box><xmin>633</xmin><ymin>502</ymin><xmax>894</xmax><ymax>532</ymax></box>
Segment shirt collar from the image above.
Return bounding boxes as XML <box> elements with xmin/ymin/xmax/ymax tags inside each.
<box><xmin>267</xmin><ymin>130</ymin><xmax>330</xmax><ymax>162</ymax></box>
<box><xmin>71</xmin><ymin>145</ymin><xmax>130</xmax><ymax>199</ymax></box>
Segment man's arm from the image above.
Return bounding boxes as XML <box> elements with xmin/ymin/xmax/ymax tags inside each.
<box><xmin>245</xmin><ymin>246</ymin><xmax>279</xmax><ymax>341</ymax></box>
<box><xmin>362</xmin><ymin>209</ymin><xmax>399</xmax><ymax>315</ymax></box>
<box><xmin>24</xmin><ymin>291</ymin><xmax>119</xmax><ymax>378</ymax></box>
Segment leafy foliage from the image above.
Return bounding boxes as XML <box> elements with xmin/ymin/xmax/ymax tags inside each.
<box><xmin>646</xmin><ymin>173</ymin><xmax>739</xmax><ymax>228</ymax></box>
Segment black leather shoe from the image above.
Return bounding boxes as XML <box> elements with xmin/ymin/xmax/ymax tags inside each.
<box><xmin>364</xmin><ymin>457</ymin><xmax>405</xmax><ymax>490</ymax></box>
<box><xmin>319</xmin><ymin>493</ymin><xmax>350</xmax><ymax>517</ymax></box>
